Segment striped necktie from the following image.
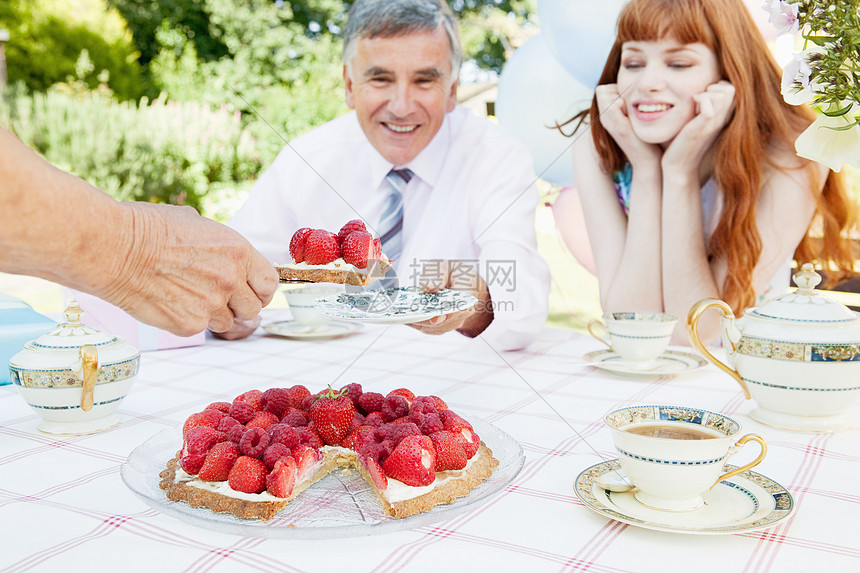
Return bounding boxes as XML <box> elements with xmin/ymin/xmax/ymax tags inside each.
<box><xmin>379</xmin><ymin>168</ymin><xmax>412</xmax><ymax>264</ymax></box>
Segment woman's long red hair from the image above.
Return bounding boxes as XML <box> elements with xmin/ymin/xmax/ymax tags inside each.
<box><xmin>567</xmin><ymin>0</ymin><xmax>856</xmax><ymax>313</ymax></box>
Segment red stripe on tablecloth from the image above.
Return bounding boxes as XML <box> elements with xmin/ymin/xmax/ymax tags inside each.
<box><xmin>739</xmin><ymin>529</ymin><xmax>860</xmax><ymax>558</ymax></box>
<box><xmin>503</xmin><ymin>484</ymin><xmax>580</xmax><ymax>505</ymax></box>
<box><xmin>561</xmin><ymin>518</ymin><xmax>629</xmax><ymax>572</ymax></box>
<box><xmin>0</xmin><ymin>426</ymin><xmax>128</xmax><ymax>465</ymax></box>
<box><xmin>0</xmin><ymin>466</ymin><xmax>119</xmax><ymax>510</ymax></box>
<box><xmin>372</xmin><ymin>527</ymin><xmax>630</xmax><ymax>573</ymax></box>
<box><xmin>744</xmin><ymin>432</ymin><xmax>832</xmax><ymax>572</ymax></box>
<box><xmin>800</xmin><ymin>488</ymin><xmax>860</xmax><ymax>504</ymax></box>
<box><xmin>768</xmin><ymin>440</ymin><xmax>860</xmax><ymax>462</ymax></box>
<box><xmin>2</xmin><ymin>517</ymin><xmax>131</xmax><ymax>572</ymax></box>
<box><xmin>183</xmin><ymin>537</ymin><xmax>296</xmax><ymax>573</ymax></box>
<box><xmin>718</xmin><ymin>392</ymin><xmax>749</xmax><ymax>417</ymax></box>
<box><xmin>1</xmin><ymin>506</ymin><xmax>309</xmax><ymax>573</ymax></box>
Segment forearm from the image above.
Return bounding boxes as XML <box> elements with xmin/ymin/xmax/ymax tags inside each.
<box><xmin>0</xmin><ymin>127</ymin><xmax>134</xmax><ymax>296</ymax></box>
<box><xmin>600</xmin><ymin>164</ymin><xmax>664</xmax><ymax>311</ymax></box>
<box><xmin>660</xmin><ymin>172</ymin><xmax>721</xmax><ymax>343</ymax></box>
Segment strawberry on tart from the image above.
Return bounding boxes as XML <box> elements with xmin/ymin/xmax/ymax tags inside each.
<box><xmin>275</xmin><ymin>220</ymin><xmax>393</xmax><ymax>286</ymax></box>
<box><xmin>159</xmin><ymin>384</ymin><xmax>500</xmax><ymax>521</ymax></box>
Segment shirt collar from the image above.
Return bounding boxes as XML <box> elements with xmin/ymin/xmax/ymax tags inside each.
<box><xmin>367</xmin><ymin>112</ymin><xmax>452</xmax><ymax>190</ymax></box>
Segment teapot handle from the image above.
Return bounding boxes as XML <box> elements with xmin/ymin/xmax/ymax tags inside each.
<box><xmin>686</xmin><ymin>299</ymin><xmax>751</xmax><ymax>399</ymax></box>
<box><xmin>79</xmin><ymin>344</ymin><xmax>99</xmax><ymax>412</ymax></box>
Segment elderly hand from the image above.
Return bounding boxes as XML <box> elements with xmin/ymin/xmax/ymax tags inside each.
<box><xmin>407</xmin><ymin>260</ymin><xmax>493</xmax><ymax>337</ymax></box>
<box><xmin>103</xmin><ymin>202</ymin><xmax>279</xmax><ymax>338</ymax></box>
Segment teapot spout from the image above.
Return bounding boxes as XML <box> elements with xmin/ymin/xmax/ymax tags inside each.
<box><xmin>687</xmin><ymin>299</ymin><xmax>751</xmax><ymax>399</ymax></box>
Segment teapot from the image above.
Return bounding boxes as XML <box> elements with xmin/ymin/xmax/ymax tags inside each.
<box><xmin>9</xmin><ymin>301</ymin><xmax>140</xmax><ymax>435</ymax></box>
<box><xmin>687</xmin><ymin>264</ymin><xmax>860</xmax><ymax>432</ymax></box>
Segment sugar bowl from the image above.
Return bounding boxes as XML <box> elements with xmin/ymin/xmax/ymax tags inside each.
<box><xmin>688</xmin><ymin>264</ymin><xmax>860</xmax><ymax>432</ymax></box>
<box><xmin>9</xmin><ymin>301</ymin><xmax>140</xmax><ymax>434</ymax></box>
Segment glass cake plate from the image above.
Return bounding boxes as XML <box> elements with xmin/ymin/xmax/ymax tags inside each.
<box><xmin>121</xmin><ymin>418</ymin><xmax>524</xmax><ymax>539</ymax></box>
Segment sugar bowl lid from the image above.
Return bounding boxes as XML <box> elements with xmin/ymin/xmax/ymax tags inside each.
<box><xmin>28</xmin><ymin>301</ymin><xmax>121</xmax><ymax>350</ymax></box>
<box><xmin>746</xmin><ymin>264</ymin><xmax>859</xmax><ymax>325</ymax></box>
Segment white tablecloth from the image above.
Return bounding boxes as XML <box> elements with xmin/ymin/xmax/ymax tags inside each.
<box><xmin>2</xmin><ymin>309</ymin><xmax>859</xmax><ymax>572</ymax></box>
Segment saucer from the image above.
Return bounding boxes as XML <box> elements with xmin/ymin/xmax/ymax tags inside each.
<box><xmin>263</xmin><ymin>320</ymin><xmax>362</xmax><ymax>340</ymax></box>
<box><xmin>315</xmin><ymin>287</ymin><xmax>478</xmax><ymax>325</ymax></box>
<box><xmin>573</xmin><ymin>459</ymin><xmax>794</xmax><ymax>535</ymax></box>
<box><xmin>583</xmin><ymin>349</ymin><xmax>707</xmax><ymax>376</ymax></box>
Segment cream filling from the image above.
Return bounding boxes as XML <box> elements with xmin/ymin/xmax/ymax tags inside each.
<box><xmin>175</xmin><ymin>448</ymin><xmax>331</xmax><ymax>501</ymax></box>
<box><xmin>276</xmin><ymin>257</ymin><xmax>357</xmax><ymax>271</ymax></box>
<box><xmin>383</xmin><ymin>454</ymin><xmax>478</xmax><ymax>503</ymax></box>
<box><xmin>173</xmin><ymin>445</ymin><xmax>478</xmax><ymax>504</ymax></box>
<box><xmin>276</xmin><ymin>256</ymin><xmax>391</xmax><ymax>273</ymax></box>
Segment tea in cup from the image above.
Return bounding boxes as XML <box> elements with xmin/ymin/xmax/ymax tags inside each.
<box><xmin>283</xmin><ymin>284</ymin><xmax>343</xmax><ymax>329</ymax></box>
<box><xmin>588</xmin><ymin>312</ymin><xmax>677</xmax><ymax>365</ymax></box>
<box><xmin>604</xmin><ymin>404</ymin><xmax>767</xmax><ymax>511</ymax></box>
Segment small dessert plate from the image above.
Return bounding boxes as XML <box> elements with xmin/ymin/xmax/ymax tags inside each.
<box><xmin>583</xmin><ymin>349</ymin><xmax>707</xmax><ymax>376</ymax></box>
<box><xmin>574</xmin><ymin>459</ymin><xmax>794</xmax><ymax>535</ymax></box>
<box><xmin>263</xmin><ymin>320</ymin><xmax>362</xmax><ymax>341</ymax></box>
<box><xmin>315</xmin><ymin>287</ymin><xmax>478</xmax><ymax>325</ymax></box>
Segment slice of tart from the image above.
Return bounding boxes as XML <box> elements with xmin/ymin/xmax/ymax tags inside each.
<box><xmin>159</xmin><ymin>385</ymin><xmax>499</xmax><ymax>521</ymax></box>
<box><xmin>275</xmin><ymin>220</ymin><xmax>392</xmax><ymax>286</ymax></box>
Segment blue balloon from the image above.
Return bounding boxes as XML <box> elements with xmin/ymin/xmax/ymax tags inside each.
<box><xmin>496</xmin><ymin>34</ymin><xmax>593</xmax><ymax>187</ymax></box>
<box><xmin>539</xmin><ymin>0</ymin><xmax>628</xmax><ymax>89</ymax></box>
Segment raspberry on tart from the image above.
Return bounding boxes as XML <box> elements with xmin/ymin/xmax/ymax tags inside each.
<box><xmin>275</xmin><ymin>222</ymin><xmax>392</xmax><ymax>286</ymax></box>
<box><xmin>159</xmin><ymin>385</ymin><xmax>499</xmax><ymax>521</ymax></box>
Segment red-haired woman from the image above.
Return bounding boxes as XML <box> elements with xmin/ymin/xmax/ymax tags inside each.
<box><xmin>555</xmin><ymin>0</ymin><xmax>856</xmax><ymax>343</ymax></box>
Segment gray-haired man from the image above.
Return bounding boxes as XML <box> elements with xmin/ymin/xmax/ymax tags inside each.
<box><xmin>227</xmin><ymin>0</ymin><xmax>550</xmax><ymax>350</ymax></box>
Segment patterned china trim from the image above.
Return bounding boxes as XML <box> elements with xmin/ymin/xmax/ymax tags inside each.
<box><xmin>9</xmin><ymin>357</ymin><xmax>139</xmax><ymax>388</ymax></box>
<box><xmin>722</xmin><ymin>482</ymin><xmax>759</xmax><ymax>512</ymax></box>
<box><xmin>605</xmin><ymin>405</ymin><xmax>739</xmax><ymax>436</ymax></box>
<box><xmin>25</xmin><ymin>396</ymin><xmax>125</xmax><ymax>410</ymax></box>
<box><xmin>607</xmin><ymin>333</ymin><xmax>671</xmax><ymax>341</ymax></box>
<box><xmin>737</xmin><ymin>336</ymin><xmax>860</xmax><ymax>362</ymax></box>
<box><xmin>743</xmin><ymin>376</ymin><xmax>860</xmax><ymax>392</ymax></box>
<box><xmin>747</xmin><ymin>308</ymin><xmax>855</xmax><ymax>323</ymax></box>
<box><xmin>616</xmin><ymin>447</ymin><xmax>726</xmax><ymax>466</ymax></box>
<box><xmin>30</xmin><ymin>339</ymin><xmax>119</xmax><ymax>350</ymax></box>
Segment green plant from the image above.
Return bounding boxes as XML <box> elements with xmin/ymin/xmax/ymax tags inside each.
<box><xmin>0</xmin><ymin>0</ymin><xmax>144</xmax><ymax>101</ymax></box>
<box><xmin>766</xmin><ymin>0</ymin><xmax>860</xmax><ymax>171</ymax></box>
<box><xmin>0</xmin><ymin>84</ymin><xmax>262</xmax><ymax>213</ymax></box>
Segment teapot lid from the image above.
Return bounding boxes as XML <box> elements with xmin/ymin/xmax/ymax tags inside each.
<box><xmin>28</xmin><ymin>301</ymin><xmax>120</xmax><ymax>350</ymax></box>
<box><xmin>747</xmin><ymin>264</ymin><xmax>858</xmax><ymax>323</ymax></box>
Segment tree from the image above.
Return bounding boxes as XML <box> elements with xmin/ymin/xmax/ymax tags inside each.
<box><xmin>0</xmin><ymin>0</ymin><xmax>144</xmax><ymax>100</ymax></box>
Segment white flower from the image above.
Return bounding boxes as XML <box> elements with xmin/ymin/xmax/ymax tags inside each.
<box><xmin>795</xmin><ymin>107</ymin><xmax>860</xmax><ymax>172</ymax></box>
<box><xmin>763</xmin><ymin>0</ymin><xmax>799</xmax><ymax>35</ymax></box>
<box><xmin>781</xmin><ymin>51</ymin><xmax>818</xmax><ymax>105</ymax></box>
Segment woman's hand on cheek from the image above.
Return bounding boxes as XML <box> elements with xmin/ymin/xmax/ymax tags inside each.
<box><xmin>663</xmin><ymin>81</ymin><xmax>735</xmax><ymax>170</ymax></box>
<box><xmin>595</xmin><ymin>84</ymin><xmax>661</xmax><ymax>168</ymax></box>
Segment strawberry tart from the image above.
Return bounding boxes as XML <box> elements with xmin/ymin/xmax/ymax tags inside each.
<box><xmin>159</xmin><ymin>384</ymin><xmax>499</xmax><ymax>521</ymax></box>
<box><xmin>275</xmin><ymin>220</ymin><xmax>392</xmax><ymax>286</ymax></box>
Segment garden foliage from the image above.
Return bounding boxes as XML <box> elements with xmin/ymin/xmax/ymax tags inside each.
<box><xmin>0</xmin><ymin>84</ymin><xmax>262</xmax><ymax>214</ymax></box>
<box><xmin>0</xmin><ymin>0</ymin><xmax>536</xmax><ymax>214</ymax></box>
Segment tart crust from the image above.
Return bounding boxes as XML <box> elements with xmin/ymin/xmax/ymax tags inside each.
<box><xmin>276</xmin><ymin>258</ymin><xmax>391</xmax><ymax>286</ymax></box>
<box><xmin>159</xmin><ymin>443</ymin><xmax>499</xmax><ymax>521</ymax></box>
